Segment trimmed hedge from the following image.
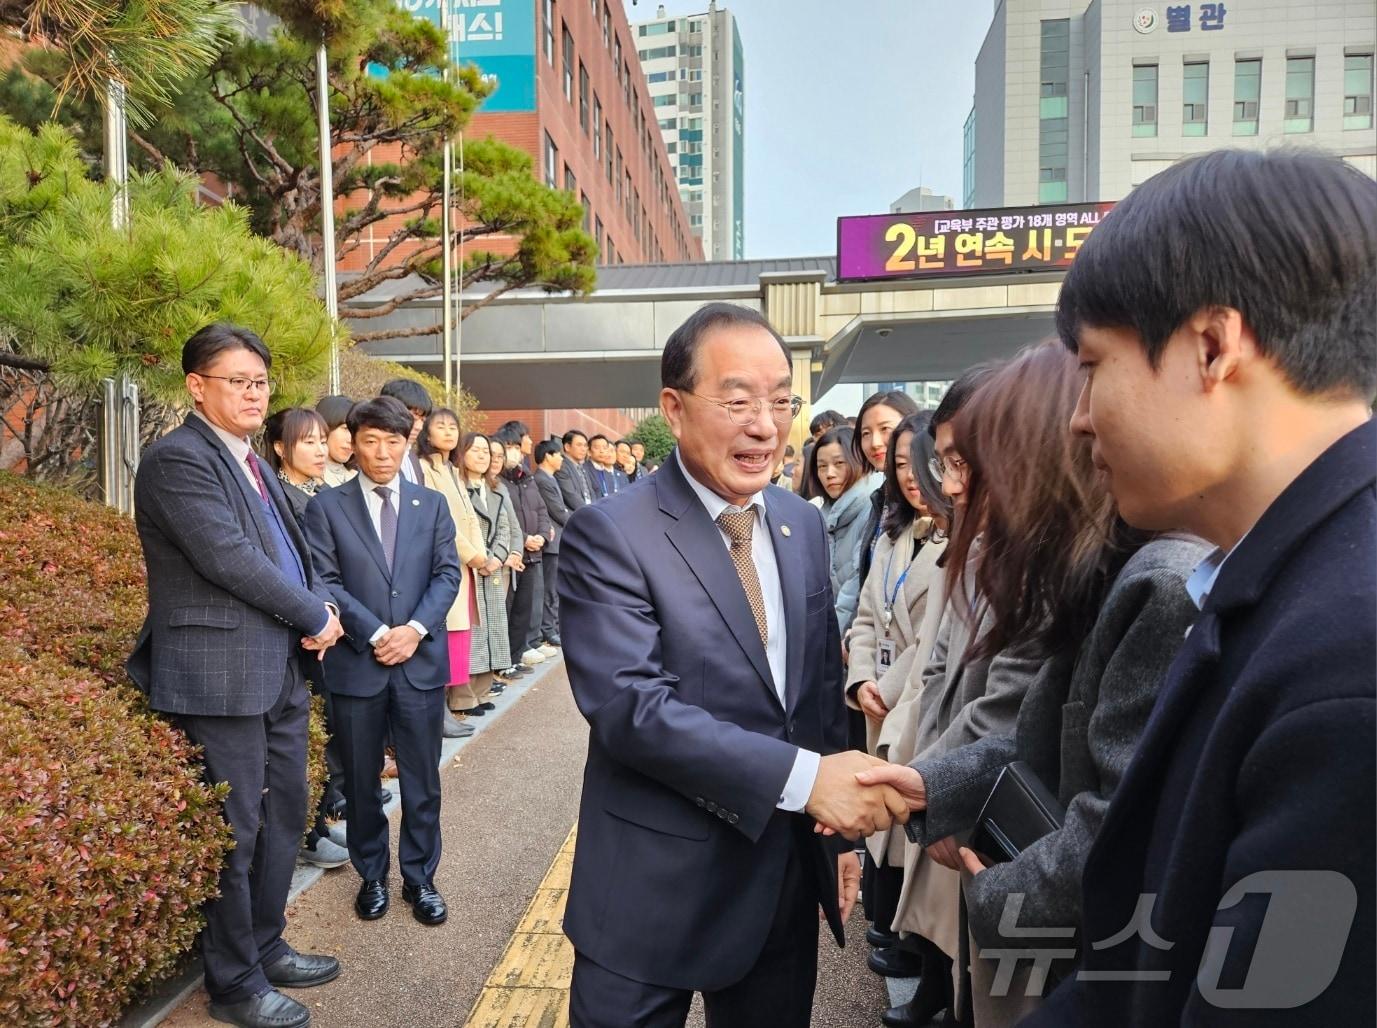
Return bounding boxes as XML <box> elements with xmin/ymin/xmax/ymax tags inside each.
<box><xmin>0</xmin><ymin>472</ymin><xmax>326</xmax><ymax>1025</ymax></box>
<box><xmin>0</xmin><ymin>643</ymin><xmax>233</xmax><ymax>1027</ymax></box>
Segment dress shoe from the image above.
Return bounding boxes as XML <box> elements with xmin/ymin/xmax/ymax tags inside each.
<box><xmin>401</xmin><ymin>882</ymin><xmax>448</xmax><ymax>925</ymax></box>
<box><xmin>264</xmin><ymin>950</ymin><xmax>341</xmax><ymax>989</ymax></box>
<box><xmin>442</xmin><ymin>710</ymin><xmax>469</xmax><ymax>738</ymax></box>
<box><xmin>514</xmin><ymin>663</ymin><xmax>535</xmax><ymax>674</ymax></box>
<box><xmin>324</xmin><ymin>822</ymin><xmax>347</xmax><ymax>848</ymax></box>
<box><xmin>487</xmin><ymin>683</ymin><xmax>506</xmax><ymax>694</ymax></box>
<box><xmin>355</xmin><ymin>879</ymin><xmax>389</xmax><ymax>920</ymax></box>
<box><xmin>868</xmin><ymin>944</ymin><xmax>925</xmax><ymax>978</ymax></box>
<box><xmin>479</xmin><ymin>701</ymin><xmax>496</xmax><ymax>711</ymax></box>
<box><xmin>520</xmin><ymin>648</ymin><xmax>547</xmax><ymax>664</ymax></box>
<box><xmin>378</xmin><ymin>786</ymin><xmax>394</xmax><ymax>806</ymax></box>
<box><xmin>208</xmin><ymin>989</ymin><xmax>310</xmax><ymax>1028</ymax></box>
<box><xmin>457</xmin><ymin>706</ymin><xmax>485</xmax><ymax>717</ymax></box>
<box><xmin>298</xmin><ymin>835</ymin><xmax>349</xmax><ymax>869</ymax></box>
<box><xmin>880</xmin><ymin>984</ymin><xmax>949</xmax><ymax>1027</ymax></box>
<box><xmin>544</xmin><ymin>635</ymin><xmax>562</xmax><ymax>647</ymax></box>
<box><xmin>867</xmin><ymin>925</ymin><xmax>899</xmax><ymax>948</ymax></box>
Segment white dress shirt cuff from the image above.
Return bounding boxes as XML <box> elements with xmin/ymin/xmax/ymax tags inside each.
<box><xmin>777</xmin><ymin>748</ymin><xmax>821</xmax><ymax>812</ymax></box>
<box><xmin>369</xmin><ymin>621</ymin><xmax>429</xmax><ymax>645</ymax></box>
<box><xmin>368</xmin><ymin>624</ymin><xmax>387</xmax><ymax>646</ymax></box>
<box><xmin>407</xmin><ymin>619</ymin><xmax>429</xmax><ymax>639</ymax></box>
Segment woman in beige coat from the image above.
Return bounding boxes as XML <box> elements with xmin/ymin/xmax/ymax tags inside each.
<box><xmin>418</xmin><ymin>410</ymin><xmax>488</xmax><ymax>715</ymax></box>
<box><xmin>844</xmin><ymin>413</ymin><xmax>947</xmax><ymax>973</ymax></box>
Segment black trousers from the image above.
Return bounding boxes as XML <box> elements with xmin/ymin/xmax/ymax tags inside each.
<box><xmin>568</xmin><ymin>835</ymin><xmax>819</xmax><ymax>1028</ymax></box>
<box><xmin>174</xmin><ymin>664</ymin><xmax>309</xmax><ymax>1004</ymax></box>
<box><xmin>507</xmin><ymin>560</ymin><xmax>544</xmax><ymax>658</ymax></box>
<box><xmin>329</xmin><ymin>672</ymin><xmax>444</xmax><ymax>886</ymax></box>
<box><xmin>540</xmin><ymin>550</ymin><xmax>560</xmax><ymax>641</ymax></box>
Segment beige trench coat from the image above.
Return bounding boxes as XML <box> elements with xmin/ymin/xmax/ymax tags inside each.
<box><xmin>420</xmin><ymin>453</ymin><xmax>484</xmax><ymax>632</ymax></box>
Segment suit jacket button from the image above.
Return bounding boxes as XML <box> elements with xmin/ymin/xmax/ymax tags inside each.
<box><xmin>695</xmin><ymin>797</ymin><xmax>705</xmax><ymax>807</ymax></box>
<box><xmin>727</xmin><ymin>813</ymin><xmax>739</xmax><ymax>825</ymax></box>
<box><xmin>391</xmin><ymin>590</ymin><xmax>400</xmax><ymax>598</ymax></box>
<box><xmin>788</xmin><ymin>719</ymin><xmax>797</xmax><ymax>734</ymax></box>
<box><xmin>706</xmin><ymin>801</ymin><xmax>717</xmax><ymax>813</ymax></box>
<box><xmin>717</xmin><ymin>809</ymin><xmax>727</xmax><ymax>820</ymax></box>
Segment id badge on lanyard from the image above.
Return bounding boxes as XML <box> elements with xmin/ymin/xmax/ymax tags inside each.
<box><xmin>878</xmin><ymin>637</ymin><xmax>898</xmax><ymax>672</ymax></box>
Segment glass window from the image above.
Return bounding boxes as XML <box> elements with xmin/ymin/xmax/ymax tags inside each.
<box><xmin>1284</xmin><ymin>56</ymin><xmax>1314</xmax><ymax>133</ymax></box>
<box><xmin>1039</xmin><ymin>19</ymin><xmax>1071</xmax><ymax>202</ymax></box>
<box><xmin>1233</xmin><ymin>59</ymin><xmax>1261</xmax><ymax>136</ymax></box>
<box><xmin>1133</xmin><ymin>64</ymin><xmax>1159</xmax><ymax>137</ymax></box>
<box><xmin>562</xmin><ymin>25</ymin><xmax>574</xmax><ymax>102</ymax></box>
<box><xmin>592</xmin><ymin>97</ymin><xmax>602</xmax><ymax>157</ymax></box>
<box><xmin>594</xmin><ymin>215</ymin><xmax>603</xmax><ymax>254</ymax></box>
<box><xmin>1183</xmin><ymin>62</ymin><xmax>1209</xmax><ymax>136</ymax></box>
<box><xmin>1344</xmin><ymin>54</ymin><xmax>1374</xmax><ymax>130</ymax></box>
<box><xmin>544</xmin><ymin>133</ymin><xmax>559</xmax><ymax>189</ymax></box>
<box><xmin>653</xmin><ymin>94</ymin><xmax>675</xmax><ymax>107</ymax></box>
<box><xmin>543</xmin><ymin>0</ymin><xmax>554</xmax><ymax>64</ymax></box>
<box><xmin>603</xmin><ymin>4</ymin><xmax>612</xmax><ymax>49</ymax></box>
<box><xmin>605</xmin><ymin>123</ymin><xmax>613</xmax><ymax>183</ymax></box>
<box><xmin>578</xmin><ymin>63</ymin><xmax>590</xmax><ymax>133</ymax></box>
<box><xmin>642</xmin><ymin>21</ymin><xmax>673</xmax><ymax>35</ymax></box>
<box><xmin>615</xmin><ymin>149</ymin><xmax>623</xmax><ymax>203</ymax></box>
<box><xmin>564</xmin><ymin>164</ymin><xmax>576</xmax><ymax>194</ymax></box>
<box><xmin>580</xmin><ymin>192</ymin><xmax>591</xmax><ymax>233</ymax></box>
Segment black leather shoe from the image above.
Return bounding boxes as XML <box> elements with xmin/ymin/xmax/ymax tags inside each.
<box><xmin>209</xmin><ymin>989</ymin><xmax>310</xmax><ymax>1028</ymax></box>
<box><xmin>264</xmin><ymin>951</ymin><xmax>341</xmax><ymax>989</ymax></box>
<box><xmin>880</xmin><ymin>988</ymin><xmax>948</xmax><ymax>1027</ymax></box>
<box><xmin>355</xmin><ymin>879</ymin><xmax>389</xmax><ymax>920</ymax></box>
<box><xmin>479</xmin><ymin>701</ymin><xmax>496</xmax><ymax>711</ymax></box>
<box><xmin>868</xmin><ymin>945</ymin><xmax>924</xmax><ymax>978</ymax></box>
<box><xmin>867</xmin><ymin>925</ymin><xmax>899</xmax><ymax>948</ymax></box>
<box><xmin>457</xmin><ymin>706</ymin><xmax>485</xmax><ymax>717</ymax></box>
<box><xmin>401</xmin><ymin>882</ymin><xmax>448</xmax><ymax>925</ymax></box>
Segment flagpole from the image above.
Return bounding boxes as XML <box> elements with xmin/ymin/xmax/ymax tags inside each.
<box><xmin>316</xmin><ymin>40</ymin><xmax>340</xmax><ymax>394</ymax></box>
<box><xmin>440</xmin><ymin>1</ymin><xmax>455</xmax><ymax>403</ymax></box>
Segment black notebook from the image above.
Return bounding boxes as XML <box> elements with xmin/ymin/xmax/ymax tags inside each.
<box><xmin>969</xmin><ymin>761</ymin><xmax>1066</xmax><ymax>864</ymax></box>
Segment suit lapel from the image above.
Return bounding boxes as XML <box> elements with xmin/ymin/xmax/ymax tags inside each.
<box><xmin>185</xmin><ymin>415</ymin><xmax>275</xmax><ymax>553</ymax></box>
<box><xmin>344</xmin><ymin>475</ymin><xmax>393</xmax><ymax>582</ymax></box>
<box><xmin>765</xmin><ymin>493</ymin><xmax>805</xmax><ymax>715</ymax></box>
<box><xmin>658</xmin><ymin>460</ymin><xmax>776</xmax><ymax>700</ymax></box>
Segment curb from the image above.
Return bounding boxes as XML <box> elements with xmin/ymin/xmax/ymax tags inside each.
<box><xmin>118</xmin><ymin>657</ymin><xmax>565</xmax><ymax>1028</ymax></box>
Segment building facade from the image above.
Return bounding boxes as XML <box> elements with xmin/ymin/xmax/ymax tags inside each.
<box><xmin>966</xmin><ymin>0</ymin><xmax>1376</xmax><ymax>207</ymax></box>
<box><xmin>631</xmin><ymin>2</ymin><xmax>745</xmax><ymax>260</ymax></box>
<box><xmin>343</xmin><ymin>0</ymin><xmax>701</xmax><ymax>272</ymax></box>
<box><xmin>890</xmin><ymin>186</ymin><xmax>957</xmax><ymax>213</ymax></box>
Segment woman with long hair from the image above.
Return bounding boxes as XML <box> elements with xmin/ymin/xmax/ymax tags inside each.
<box><xmin>460</xmin><ymin>433</ymin><xmax>512</xmax><ymax>709</ymax></box>
<box><xmin>418</xmin><ymin>409</ymin><xmax>485</xmax><ymax>733</ymax></box>
<box><xmin>807</xmin><ymin>425</ymin><xmax>880</xmax><ymax>632</ymax></box>
<box><xmin>871</xmin><ymin>342</ymin><xmax>1206</xmax><ymax>1026</ymax></box>
<box><xmin>841</xmin><ymin>413</ymin><xmax>949</xmax><ymax>984</ymax></box>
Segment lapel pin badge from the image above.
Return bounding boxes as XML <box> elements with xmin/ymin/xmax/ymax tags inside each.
<box><xmin>780</xmin><ymin>524</ymin><xmax>791</xmax><ymax>537</ymax></box>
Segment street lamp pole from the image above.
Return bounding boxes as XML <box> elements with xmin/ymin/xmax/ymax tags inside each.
<box><xmin>316</xmin><ymin>41</ymin><xmax>341</xmax><ymax>394</ymax></box>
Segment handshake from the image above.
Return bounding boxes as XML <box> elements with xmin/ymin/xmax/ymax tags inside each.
<box><xmin>805</xmin><ymin>752</ymin><xmax>928</xmax><ymax>841</ymax></box>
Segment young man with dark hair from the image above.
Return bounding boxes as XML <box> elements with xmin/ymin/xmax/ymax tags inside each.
<box><xmin>379</xmin><ymin>379</ymin><xmax>431</xmax><ymax>484</ymax></box>
<box><xmin>498</xmin><ymin>420</ymin><xmax>535</xmax><ymax>463</ymax></box>
<box><xmin>304</xmin><ymin>396</ymin><xmax>461</xmax><ymax>930</ymax></box>
<box><xmin>1016</xmin><ymin>149</ymin><xmax>1375</xmax><ymax>1025</ymax></box>
<box><xmin>533</xmin><ymin>439</ymin><xmax>569</xmax><ymax>648</ymax></box>
<box><xmin>587</xmin><ymin>434</ymin><xmax>628</xmax><ymax>498</ymax></box>
<box><xmin>558</xmin><ymin>429</ymin><xmax>596</xmax><ymax>511</ymax></box>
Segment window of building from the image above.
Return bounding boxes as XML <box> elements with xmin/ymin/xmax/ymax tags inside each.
<box><xmin>653</xmin><ymin>94</ymin><xmax>675</xmax><ymax>107</ymax></box>
<box><xmin>647</xmin><ymin>71</ymin><xmax>671</xmax><ymax>83</ymax></box>
<box><xmin>544</xmin><ymin>133</ymin><xmax>559</xmax><ymax>189</ymax></box>
<box><xmin>594</xmin><ymin>215</ymin><xmax>604</xmax><ymax>254</ymax></box>
<box><xmin>658</xmin><ymin>117</ymin><xmax>674</xmax><ymax>129</ymax></box>
<box><xmin>689</xmin><ymin>20</ymin><xmax>700</xmax><ymax>33</ymax></box>
<box><xmin>1039</xmin><ymin>19</ymin><xmax>1070</xmax><ymax>203</ymax></box>
<box><xmin>686</xmin><ymin>45</ymin><xmax>702</xmax><ymax>57</ymax></box>
<box><xmin>1183</xmin><ymin>62</ymin><xmax>1209</xmax><ymax>136</ymax></box>
<box><xmin>578</xmin><ymin>62</ymin><xmax>590</xmax><ymax>133</ymax></box>
<box><xmin>1133</xmin><ymin>64</ymin><xmax>1159</xmax><ymax>138</ymax></box>
<box><xmin>639</xmin><ymin>45</ymin><xmax>676</xmax><ymax>60</ymax></box>
<box><xmin>543</xmin><ymin>0</ymin><xmax>555</xmax><ymax>64</ymax></box>
<box><xmin>605</xmin><ymin>124</ymin><xmax>613</xmax><ymax>183</ymax></box>
<box><xmin>593</xmin><ymin>96</ymin><xmax>603</xmax><ymax>158</ymax></box>
<box><xmin>562</xmin><ymin>25</ymin><xmax>574</xmax><ymax>102</ymax></box>
<box><xmin>624</xmin><ymin>62</ymin><xmax>634</xmax><ymax>107</ymax></box>
<box><xmin>580</xmin><ymin>192</ymin><xmax>591</xmax><ymax>233</ymax></box>
<box><xmin>640</xmin><ymin>21</ymin><xmax>673</xmax><ymax>36</ymax></box>
<box><xmin>604</xmin><ymin>4</ymin><xmax>612</xmax><ymax>49</ymax></box>
<box><xmin>1284</xmin><ymin>56</ymin><xmax>1314</xmax><ymax>133</ymax></box>
<box><xmin>626</xmin><ymin>174</ymin><xmax>634</xmax><ymax>222</ymax></box>
<box><xmin>1344</xmin><ymin>54</ymin><xmax>1374</xmax><ymax>130</ymax></box>
<box><xmin>1233</xmin><ymin>59</ymin><xmax>1261</xmax><ymax>135</ymax></box>
<box><xmin>565</xmin><ymin>163</ymin><xmax>576</xmax><ymax>194</ymax></box>
<box><xmin>606</xmin><ymin>239</ymin><xmax>616</xmax><ymax>264</ymax></box>
<box><xmin>962</xmin><ymin>108</ymin><xmax>976</xmax><ymax>208</ymax></box>
<box><xmin>688</xmin><ymin>93</ymin><xmax>703</xmax><ymax>106</ymax></box>
<box><xmin>615</xmin><ymin>149</ymin><xmax>623</xmax><ymax>203</ymax></box>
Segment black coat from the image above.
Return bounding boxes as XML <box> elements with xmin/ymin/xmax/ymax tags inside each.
<box><xmin>534</xmin><ymin>468</ymin><xmax>570</xmax><ymax>555</ymax></box>
<box><xmin>503</xmin><ymin>465</ymin><xmax>552</xmax><ymax>564</ymax></box>
<box><xmin>1030</xmin><ymin>420</ymin><xmax>1376</xmax><ymax>1027</ymax></box>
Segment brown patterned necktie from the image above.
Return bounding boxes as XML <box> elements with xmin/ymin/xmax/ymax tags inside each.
<box><xmin>716</xmin><ymin>509</ymin><xmax>768</xmax><ymax>645</ymax></box>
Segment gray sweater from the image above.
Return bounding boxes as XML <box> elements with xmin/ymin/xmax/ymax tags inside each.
<box><xmin>909</xmin><ymin>534</ymin><xmax>1208</xmax><ymax>950</ymax></box>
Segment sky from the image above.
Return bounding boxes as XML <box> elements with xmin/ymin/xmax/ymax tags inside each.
<box><xmin>626</xmin><ymin>0</ymin><xmax>995</xmax><ymax>258</ymax></box>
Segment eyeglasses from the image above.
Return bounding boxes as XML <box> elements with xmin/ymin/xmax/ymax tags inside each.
<box><xmin>928</xmin><ymin>454</ymin><xmax>969</xmax><ymax>481</ymax></box>
<box><xmin>196</xmin><ymin>373</ymin><xmax>273</xmax><ymax>395</ymax></box>
<box><xmin>684</xmin><ymin>391</ymin><xmax>802</xmax><ymax>426</ymax></box>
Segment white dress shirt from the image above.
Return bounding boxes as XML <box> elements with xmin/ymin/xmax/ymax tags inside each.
<box><xmin>358</xmin><ymin>473</ymin><xmax>429</xmax><ymax>645</ymax></box>
<box><xmin>676</xmin><ymin>452</ymin><xmax>820</xmax><ymax>812</ymax></box>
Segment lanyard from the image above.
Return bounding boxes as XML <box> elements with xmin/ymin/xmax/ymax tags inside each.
<box><xmin>880</xmin><ymin>537</ymin><xmax>917</xmax><ymax>633</ymax></box>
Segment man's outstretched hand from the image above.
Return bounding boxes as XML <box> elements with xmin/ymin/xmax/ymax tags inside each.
<box><xmin>805</xmin><ymin>751</ymin><xmax>910</xmax><ymax>840</ymax></box>
<box><xmin>815</xmin><ymin>764</ymin><xmax>927</xmax><ymax>838</ymax></box>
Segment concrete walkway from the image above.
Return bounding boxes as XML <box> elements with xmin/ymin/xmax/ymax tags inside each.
<box><xmin>157</xmin><ymin>661</ymin><xmax>894</xmax><ymax>1027</ymax></box>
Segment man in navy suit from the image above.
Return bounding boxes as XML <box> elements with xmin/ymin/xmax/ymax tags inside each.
<box><xmin>558</xmin><ymin>303</ymin><xmax>908</xmax><ymax>1028</ymax></box>
<box><xmin>1017</xmin><ymin>152</ymin><xmax>1373</xmax><ymax>1023</ymax></box>
<box><xmin>129</xmin><ymin>324</ymin><xmax>345</xmax><ymax>1028</ymax></box>
<box><xmin>304</xmin><ymin>397</ymin><xmax>460</xmax><ymax>927</ymax></box>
